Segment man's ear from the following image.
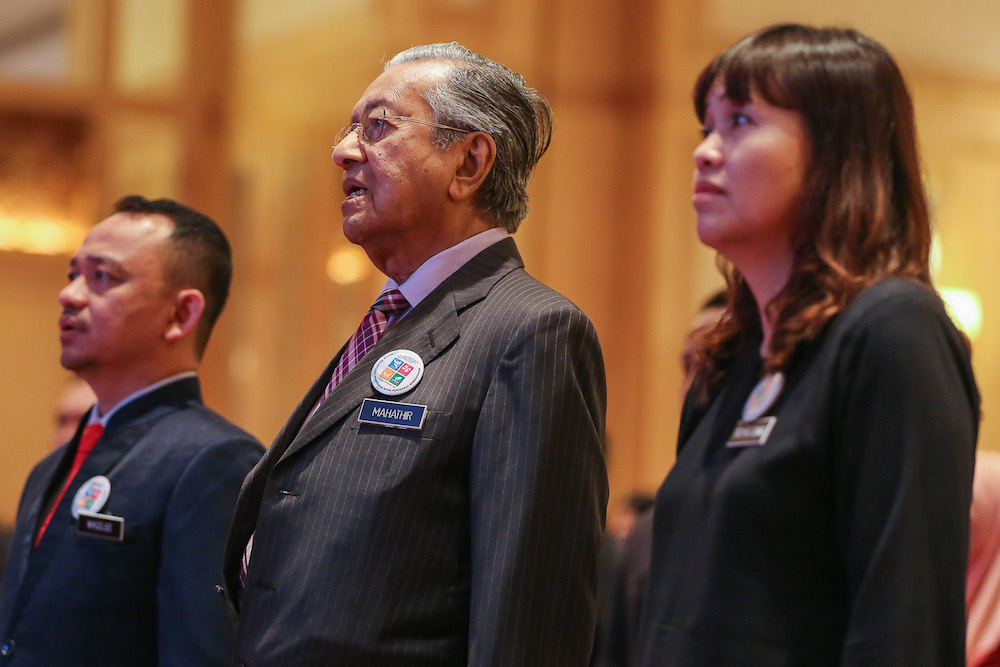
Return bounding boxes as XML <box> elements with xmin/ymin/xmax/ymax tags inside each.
<box><xmin>164</xmin><ymin>288</ymin><xmax>206</xmax><ymax>343</ymax></box>
<box><xmin>448</xmin><ymin>132</ymin><xmax>496</xmax><ymax>201</ymax></box>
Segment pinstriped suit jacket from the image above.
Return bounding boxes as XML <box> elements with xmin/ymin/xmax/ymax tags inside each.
<box><xmin>223</xmin><ymin>238</ymin><xmax>608</xmax><ymax>666</ymax></box>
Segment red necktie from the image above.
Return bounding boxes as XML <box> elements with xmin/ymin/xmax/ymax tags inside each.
<box><xmin>239</xmin><ymin>289</ymin><xmax>410</xmax><ymax>592</ymax></box>
<box><xmin>35</xmin><ymin>422</ymin><xmax>104</xmax><ymax>546</ymax></box>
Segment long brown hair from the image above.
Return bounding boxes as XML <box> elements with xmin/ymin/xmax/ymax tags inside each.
<box><xmin>689</xmin><ymin>23</ymin><xmax>933</xmax><ymax>401</ymax></box>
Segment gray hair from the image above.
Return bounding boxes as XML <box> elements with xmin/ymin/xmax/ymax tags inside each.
<box><xmin>386</xmin><ymin>43</ymin><xmax>553</xmax><ymax>232</ymax></box>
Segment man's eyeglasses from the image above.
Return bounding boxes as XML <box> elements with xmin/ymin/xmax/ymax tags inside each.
<box><xmin>334</xmin><ymin>110</ymin><xmax>472</xmax><ymax>148</ymax></box>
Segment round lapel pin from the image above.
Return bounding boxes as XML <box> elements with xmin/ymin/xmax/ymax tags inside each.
<box><xmin>742</xmin><ymin>372</ymin><xmax>785</xmax><ymax>422</ymax></box>
<box><xmin>371</xmin><ymin>349</ymin><xmax>424</xmax><ymax>396</ymax></box>
<box><xmin>72</xmin><ymin>475</ymin><xmax>112</xmax><ymax>519</ymax></box>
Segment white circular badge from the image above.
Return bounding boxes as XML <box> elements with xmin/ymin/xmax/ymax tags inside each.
<box><xmin>371</xmin><ymin>349</ymin><xmax>425</xmax><ymax>396</ymax></box>
<box><xmin>72</xmin><ymin>475</ymin><xmax>111</xmax><ymax>519</ymax></box>
<box><xmin>741</xmin><ymin>372</ymin><xmax>785</xmax><ymax>422</ymax></box>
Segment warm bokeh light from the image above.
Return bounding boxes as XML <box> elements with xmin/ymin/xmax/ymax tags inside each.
<box><xmin>325</xmin><ymin>245</ymin><xmax>370</xmax><ymax>285</ymax></box>
<box><xmin>940</xmin><ymin>286</ymin><xmax>983</xmax><ymax>342</ymax></box>
<box><xmin>0</xmin><ymin>214</ymin><xmax>87</xmax><ymax>255</ymax></box>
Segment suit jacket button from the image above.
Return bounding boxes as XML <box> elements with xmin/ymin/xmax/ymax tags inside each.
<box><xmin>0</xmin><ymin>638</ymin><xmax>15</xmax><ymax>657</ymax></box>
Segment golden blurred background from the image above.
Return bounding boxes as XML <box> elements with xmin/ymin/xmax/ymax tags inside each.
<box><xmin>2</xmin><ymin>0</ymin><xmax>998</xmax><ymax>527</ymax></box>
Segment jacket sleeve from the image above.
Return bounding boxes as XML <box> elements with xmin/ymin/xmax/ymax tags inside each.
<box><xmin>467</xmin><ymin>304</ymin><xmax>609</xmax><ymax>666</ymax></box>
<box><xmin>157</xmin><ymin>435</ymin><xmax>264</xmax><ymax>667</ymax></box>
<box><xmin>833</xmin><ymin>288</ymin><xmax>979</xmax><ymax>666</ymax></box>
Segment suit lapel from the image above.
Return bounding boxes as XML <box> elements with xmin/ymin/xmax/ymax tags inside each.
<box><xmin>282</xmin><ymin>294</ymin><xmax>461</xmax><ymax>461</ymax></box>
<box><xmin>278</xmin><ymin>237</ymin><xmax>523</xmax><ymax>463</ymax></box>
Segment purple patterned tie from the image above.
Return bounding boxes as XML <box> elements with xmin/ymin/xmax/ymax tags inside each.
<box><xmin>240</xmin><ymin>289</ymin><xmax>409</xmax><ymax>593</ymax></box>
<box><xmin>307</xmin><ymin>288</ymin><xmax>410</xmax><ymax>420</ymax></box>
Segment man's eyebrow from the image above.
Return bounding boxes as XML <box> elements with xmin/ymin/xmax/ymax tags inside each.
<box><xmin>77</xmin><ymin>255</ymin><xmax>126</xmax><ymax>273</ymax></box>
<box><xmin>353</xmin><ymin>97</ymin><xmax>395</xmax><ymax>121</ymax></box>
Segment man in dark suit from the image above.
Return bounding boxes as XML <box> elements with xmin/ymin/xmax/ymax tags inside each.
<box><xmin>224</xmin><ymin>43</ymin><xmax>608</xmax><ymax>665</ymax></box>
<box><xmin>0</xmin><ymin>196</ymin><xmax>264</xmax><ymax>666</ymax></box>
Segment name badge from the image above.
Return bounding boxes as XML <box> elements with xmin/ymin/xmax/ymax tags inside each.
<box><xmin>359</xmin><ymin>398</ymin><xmax>427</xmax><ymax>430</ymax></box>
<box><xmin>726</xmin><ymin>416</ymin><xmax>777</xmax><ymax>447</ymax></box>
<box><xmin>77</xmin><ymin>510</ymin><xmax>124</xmax><ymax>541</ymax></box>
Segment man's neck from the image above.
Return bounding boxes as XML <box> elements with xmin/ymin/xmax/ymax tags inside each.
<box><xmin>375</xmin><ymin>214</ymin><xmax>493</xmax><ymax>283</ymax></box>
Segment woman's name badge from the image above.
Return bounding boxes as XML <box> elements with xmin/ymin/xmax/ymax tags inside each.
<box><xmin>71</xmin><ymin>475</ymin><xmax>111</xmax><ymax>519</ymax></box>
<box><xmin>727</xmin><ymin>371</ymin><xmax>784</xmax><ymax>447</ymax></box>
<box><xmin>727</xmin><ymin>416</ymin><xmax>777</xmax><ymax>447</ymax></box>
<box><xmin>742</xmin><ymin>372</ymin><xmax>784</xmax><ymax>422</ymax></box>
<box><xmin>371</xmin><ymin>349</ymin><xmax>424</xmax><ymax>396</ymax></box>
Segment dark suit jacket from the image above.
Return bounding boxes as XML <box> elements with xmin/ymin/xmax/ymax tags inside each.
<box><xmin>0</xmin><ymin>377</ymin><xmax>264</xmax><ymax>667</ymax></box>
<box><xmin>224</xmin><ymin>238</ymin><xmax>608</xmax><ymax>666</ymax></box>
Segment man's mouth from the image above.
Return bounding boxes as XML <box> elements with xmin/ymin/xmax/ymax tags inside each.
<box><xmin>59</xmin><ymin>317</ymin><xmax>85</xmax><ymax>343</ymax></box>
<box><xmin>59</xmin><ymin>316</ymin><xmax>81</xmax><ymax>333</ymax></box>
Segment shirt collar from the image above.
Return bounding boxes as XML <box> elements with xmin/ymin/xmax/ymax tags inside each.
<box><xmin>384</xmin><ymin>227</ymin><xmax>509</xmax><ymax>312</ymax></box>
<box><xmin>88</xmin><ymin>370</ymin><xmax>198</xmax><ymax>427</ymax></box>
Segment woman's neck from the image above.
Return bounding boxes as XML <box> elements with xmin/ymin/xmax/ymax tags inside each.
<box><xmin>737</xmin><ymin>254</ymin><xmax>793</xmax><ymax>358</ymax></box>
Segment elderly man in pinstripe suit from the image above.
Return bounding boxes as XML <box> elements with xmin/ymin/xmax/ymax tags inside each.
<box><xmin>223</xmin><ymin>43</ymin><xmax>608</xmax><ymax>666</ymax></box>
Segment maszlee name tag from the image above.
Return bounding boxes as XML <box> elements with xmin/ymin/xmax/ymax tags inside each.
<box><xmin>726</xmin><ymin>416</ymin><xmax>777</xmax><ymax>448</ymax></box>
<box><xmin>77</xmin><ymin>510</ymin><xmax>124</xmax><ymax>541</ymax></box>
<box><xmin>358</xmin><ymin>398</ymin><xmax>427</xmax><ymax>430</ymax></box>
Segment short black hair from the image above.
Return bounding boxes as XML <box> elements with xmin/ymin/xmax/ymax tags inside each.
<box><xmin>113</xmin><ymin>195</ymin><xmax>233</xmax><ymax>357</ymax></box>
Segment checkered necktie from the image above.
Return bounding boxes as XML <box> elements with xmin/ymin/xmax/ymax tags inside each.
<box><xmin>239</xmin><ymin>289</ymin><xmax>409</xmax><ymax>593</ymax></box>
<box><xmin>306</xmin><ymin>288</ymin><xmax>409</xmax><ymax>421</ymax></box>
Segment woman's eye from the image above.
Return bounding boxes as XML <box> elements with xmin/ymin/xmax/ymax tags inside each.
<box><xmin>732</xmin><ymin>112</ymin><xmax>751</xmax><ymax>128</ymax></box>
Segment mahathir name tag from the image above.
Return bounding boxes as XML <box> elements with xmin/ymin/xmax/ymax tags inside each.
<box><xmin>77</xmin><ymin>510</ymin><xmax>124</xmax><ymax>541</ymax></box>
<box><xmin>726</xmin><ymin>416</ymin><xmax>777</xmax><ymax>447</ymax></box>
<box><xmin>358</xmin><ymin>398</ymin><xmax>427</xmax><ymax>430</ymax></box>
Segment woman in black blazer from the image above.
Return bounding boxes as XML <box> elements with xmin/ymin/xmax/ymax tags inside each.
<box><xmin>639</xmin><ymin>23</ymin><xmax>980</xmax><ymax>666</ymax></box>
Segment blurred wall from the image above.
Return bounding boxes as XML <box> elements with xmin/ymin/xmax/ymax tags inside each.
<box><xmin>2</xmin><ymin>0</ymin><xmax>999</xmax><ymax>528</ymax></box>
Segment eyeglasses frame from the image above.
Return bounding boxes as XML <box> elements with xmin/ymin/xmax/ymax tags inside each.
<box><xmin>333</xmin><ymin>110</ymin><xmax>474</xmax><ymax>150</ymax></box>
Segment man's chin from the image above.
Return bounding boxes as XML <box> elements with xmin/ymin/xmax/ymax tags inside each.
<box><xmin>341</xmin><ymin>219</ymin><xmax>368</xmax><ymax>246</ymax></box>
<box><xmin>59</xmin><ymin>352</ymin><xmax>90</xmax><ymax>373</ymax></box>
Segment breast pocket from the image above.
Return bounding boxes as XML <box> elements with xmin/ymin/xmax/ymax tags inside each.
<box><xmin>71</xmin><ymin>522</ymin><xmax>156</xmax><ymax>593</ymax></box>
<box><xmin>348</xmin><ymin>409</ymin><xmax>452</xmax><ymax>483</ymax></box>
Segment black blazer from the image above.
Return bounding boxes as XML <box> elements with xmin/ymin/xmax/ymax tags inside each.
<box><xmin>224</xmin><ymin>238</ymin><xmax>609</xmax><ymax>666</ymax></box>
<box><xmin>1</xmin><ymin>377</ymin><xmax>264</xmax><ymax>666</ymax></box>
<box><xmin>639</xmin><ymin>279</ymin><xmax>980</xmax><ymax>666</ymax></box>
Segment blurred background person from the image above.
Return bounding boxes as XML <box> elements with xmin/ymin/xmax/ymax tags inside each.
<box><xmin>50</xmin><ymin>377</ymin><xmax>96</xmax><ymax>450</ymax></box>
<box><xmin>639</xmin><ymin>24</ymin><xmax>979</xmax><ymax>666</ymax></box>
<box><xmin>606</xmin><ymin>492</ymin><xmax>655</xmax><ymax>544</ymax></box>
<box><xmin>599</xmin><ymin>290</ymin><xmax>726</xmax><ymax>667</ymax></box>
<box><xmin>968</xmin><ymin>450</ymin><xmax>1000</xmax><ymax>667</ymax></box>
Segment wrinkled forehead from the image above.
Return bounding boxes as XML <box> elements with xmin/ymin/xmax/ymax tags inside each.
<box><xmin>351</xmin><ymin>60</ymin><xmax>455</xmax><ymax>119</ymax></box>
